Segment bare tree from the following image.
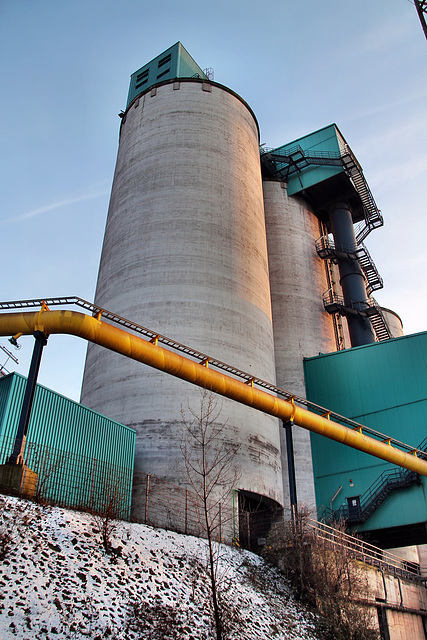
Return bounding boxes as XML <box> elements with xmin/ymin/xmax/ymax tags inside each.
<box><xmin>181</xmin><ymin>391</ymin><xmax>239</xmax><ymax>640</ymax></box>
<box><xmin>91</xmin><ymin>470</ymin><xmax>130</xmax><ymax>554</ymax></box>
<box><xmin>264</xmin><ymin>507</ymin><xmax>379</xmax><ymax>640</ymax></box>
<box><xmin>33</xmin><ymin>451</ymin><xmax>71</xmax><ymax>504</ymax></box>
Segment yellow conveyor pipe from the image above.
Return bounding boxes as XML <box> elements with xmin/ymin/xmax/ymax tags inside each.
<box><xmin>2</xmin><ymin>309</ymin><xmax>427</xmax><ymax>477</ymax></box>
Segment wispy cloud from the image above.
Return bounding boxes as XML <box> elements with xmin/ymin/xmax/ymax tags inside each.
<box><xmin>343</xmin><ymin>87</ymin><xmax>427</xmax><ymax>126</ymax></box>
<box><xmin>3</xmin><ymin>186</ymin><xmax>109</xmax><ymax>225</ymax></box>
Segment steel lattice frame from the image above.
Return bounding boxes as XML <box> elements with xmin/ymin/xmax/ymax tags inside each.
<box><xmin>415</xmin><ymin>1</ymin><xmax>427</xmax><ymax>39</ymax></box>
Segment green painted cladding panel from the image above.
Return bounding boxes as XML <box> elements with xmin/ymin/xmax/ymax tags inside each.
<box><xmin>127</xmin><ymin>42</ymin><xmax>207</xmax><ymax>107</ymax></box>
<box><xmin>176</xmin><ymin>42</ymin><xmax>206</xmax><ymax>78</ymax></box>
<box><xmin>303</xmin><ymin>332</ymin><xmax>427</xmax><ymax>531</ymax></box>
<box><xmin>0</xmin><ymin>373</ymin><xmax>135</xmax><ymax>471</ymax></box>
<box><xmin>274</xmin><ymin>124</ymin><xmax>342</xmax><ymax>156</ymax></box>
<box><xmin>0</xmin><ymin>374</ymin><xmax>13</xmax><ymax>430</ymax></box>
<box><xmin>270</xmin><ymin>124</ymin><xmax>344</xmax><ymax>196</ymax></box>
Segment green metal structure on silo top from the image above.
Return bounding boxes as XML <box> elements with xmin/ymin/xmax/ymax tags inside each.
<box><xmin>0</xmin><ymin>372</ymin><xmax>135</xmax><ymax>518</ymax></box>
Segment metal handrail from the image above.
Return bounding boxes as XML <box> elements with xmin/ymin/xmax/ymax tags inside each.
<box><xmin>0</xmin><ymin>296</ymin><xmax>424</xmax><ymax>458</ymax></box>
<box><xmin>322</xmin><ymin>290</ymin><xmax>372</xmax><ymax>310</ymax></box>
<box><xmin>330</xmin><ymin>437</ymin><xmax>427</xmax><ymax>524</ymax></box>
<box><xmin>261</xmin><ymin>143</ymin><xmax>383</xmax><ymax>243</ymax></box>
<box><xmin>308</xmin><ymin>519</ymin><xmax>422</xmax><ymax>580</ymax></box>
<box><xmin>262</xmin><ymin>144</ymin><xmax>342</xmax><ymax>161</ymax></box>
<box><xmin>333</xmin><ymin>469</ymin><xmax>417</xmax><ymax>523</ymax></box>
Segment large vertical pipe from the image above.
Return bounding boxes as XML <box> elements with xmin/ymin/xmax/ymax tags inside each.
<box><xmin>329</xmin><ymin>202</ymin><xmax>376</xmax><ymax>346</ymax></box>
<box><xmin>283</xmin><ymin>421</ymin><xmax>297</xmax><ymax>514</ymax></box>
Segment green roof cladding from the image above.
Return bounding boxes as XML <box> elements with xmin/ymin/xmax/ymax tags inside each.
<box><xmin>303</xmin><ymin>333</ymin><xmax>427</xmax><ymax>536</ymax></box>
<box><xmin>127</xmin><ymin>42</ymin><xmax>207</xmax><ymax>107</ymax></box>
<box><xmin>269</xmin><ymin>124</ymin><xmax>347</xmax><ymax>196</ymax></box>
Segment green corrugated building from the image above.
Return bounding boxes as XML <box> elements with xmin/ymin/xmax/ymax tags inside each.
<box><xmin>0</xmin><ymin>372</ymin><xmax>135</xmax><ymax>518</ymax></box>
<box><xmin>304</xmin><ymin>331</ymin><xmax>427</xmax><ymax>548</ymax></box>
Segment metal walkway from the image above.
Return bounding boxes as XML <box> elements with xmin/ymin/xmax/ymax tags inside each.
<box><xmin>0</xmin><ymin>296</ymin><xmax>421</xmax><ymax>457</ymax></box>
<box><xmin>316</xmin><ymin>234</ymin><xmax>391</xmax><ymax>342</ymax></box>
<box><xmin>260</xmin><ymin>143</ymin><xmax>383</xmax><ymax>243</ymax></box>
<box><xmin>321</xmin><ymin>290</ymin><xmax>393</xmax><ymax>342</ymax></box>
<box><xmin>315</xmin><ymin>236</ymin><xmax>383</xmax><ymax>295</ymax></box>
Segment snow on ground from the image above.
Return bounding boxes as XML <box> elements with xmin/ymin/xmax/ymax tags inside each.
<box><xmin>0</xmin><ymin>496</ymin><xmax>318</xmax><ymax>639</ymax></box>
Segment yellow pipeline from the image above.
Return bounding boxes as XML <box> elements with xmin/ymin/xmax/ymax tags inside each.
<box><xmin>2</xmin><ymin>309</ymin><xmax>427</xmax><ymax>477</ymax></box>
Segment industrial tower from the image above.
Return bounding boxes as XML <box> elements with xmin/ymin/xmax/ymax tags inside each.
<box><xmin>81</xmin><ymin>43</ymin><xmax>396</xmax><ymax>540</ymax></box>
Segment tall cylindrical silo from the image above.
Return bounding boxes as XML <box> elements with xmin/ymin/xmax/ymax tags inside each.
<box><xmin>81</xmin><ymin>79</ymin><xmax>284</xmax><ymax>530</ymax></box>
<box><xmin>263</xmin><ymin>180</ymin><xmax>337</xmax><ymax>506</ymax></box>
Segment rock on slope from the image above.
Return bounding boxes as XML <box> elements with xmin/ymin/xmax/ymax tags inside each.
<box><xmin>0</xmin><ymin>496</ymin><xmax>317</xmax><ymax>639</ymax></box>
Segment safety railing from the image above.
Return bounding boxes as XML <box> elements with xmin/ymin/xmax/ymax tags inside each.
<box><xmin>309</xmin><ymin>519</ymin><xmax>422</xmax><ymax>581</ymax></box>
<box><xmin>0</xmin><ymin>296</ymin><xmax>424</xmax><ymax>458</ymax></box>
<box><xmin>328</xmin><ymin>438</ymin><xmax>427</xmax><ymax>524</ymax></box>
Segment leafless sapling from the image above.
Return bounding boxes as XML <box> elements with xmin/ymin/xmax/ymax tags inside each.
<box><xmin>181</xmin><ymin>391</ymin><xmax>239</xmax><ymax>640</ymax></box>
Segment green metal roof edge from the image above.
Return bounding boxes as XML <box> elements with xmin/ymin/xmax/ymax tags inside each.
<box><xmin>303</xmin><ymin>329</ymin><xmax>427</xmax><ymax>363</ymax></box>
<box><xmin>176</xmin><ymin>41</ymin><xmax>207</xmax><ymax>78</ymax></box>
<box><xmin>0</xmin><ymin>372</ymin><xmax>136</xmax><ymax>437</ymax></box>
<box><xmin>269</xmin><ymin>123</ymin><xmax>347</xmax><ymax>153</ymax></box>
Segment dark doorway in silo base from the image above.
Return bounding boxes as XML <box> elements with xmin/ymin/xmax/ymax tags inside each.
<box><xmin>238</xmin><ymin>490</ymin><xmax>283</xmax><ymax>552</ymax></box>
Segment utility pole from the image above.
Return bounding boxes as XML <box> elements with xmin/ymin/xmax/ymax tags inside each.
<box><xmin>415</xmin><ymin>1</ymin><xmax>427</xmax><ymax>40</ymax></box>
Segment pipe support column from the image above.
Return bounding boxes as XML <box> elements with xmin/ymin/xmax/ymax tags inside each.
<box><xmin>329</xmin><ymin>202</ymin><xmax>376</xmax><ymax>347</ymax></box>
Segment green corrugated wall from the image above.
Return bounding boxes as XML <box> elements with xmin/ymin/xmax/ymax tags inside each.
<box><xmin>0</xmin><ymin>372</ymin><xmax>135</xmax><ymax>470</ymax></box>
<box><xmin>303</xmin><ymin>331</ymin><xmax>427</xmax><ymax>532</ymax></box>
<box><xmin>0</xmin><ymin>373</ymin><xmax>135</xmax><ymax>517</ymax></box>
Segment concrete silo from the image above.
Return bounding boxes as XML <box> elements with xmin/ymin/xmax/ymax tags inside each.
<box><xmin>261</xmin><ymin>124</ymin><xmax>388</xmax><ymax>506</ymax></box>
<box><xmin>81</xmin><ymin>43</ymin><xmax>284</xmax><ymax>538</ymax></box>
<box><xmin>263</xmin><ymin>181</ymin><xmax>337</xmax><ymax>505</ymax></box>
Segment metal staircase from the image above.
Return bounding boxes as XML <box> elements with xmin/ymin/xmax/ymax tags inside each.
<box><xmin>368</xmin><ymin>299</ymin><xmax>393</xmax><ymax>341</ymax></box>
<box><xmin>340</xmin><ymin>149</ymin><xmax>383</xmax><ymax>243</ymax></box>
<box><xmin>329</xmin><ymin>437</ymin><xmax>427</xmax><ymax>525</ymax></box>
<box><xmin>316</xmin><ymin>233</ymin><xmax>391</xmax><ymax>342</ymax></box>
<box><xmin>315</xmin><ymin>236</ymin><xmax>383</xmax><ymax>295</ymax></box>
<box><xmin>321</xmin><ymin>290</ymin><xmax>392</xmax><ymax>342</ymax></box>
<box><xmin>260</xmin><ymin>143</ymin><xmax>383</xmax><ymax>243</ymax></box>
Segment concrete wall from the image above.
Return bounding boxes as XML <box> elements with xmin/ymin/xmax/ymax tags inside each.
<box><xmin>81</xmin><ymin>80</ymin><xmax>284</xmax><ymax>525</ymax></box>
<box><xmin>361</xmin><ymin>562</ymin><xmax>427</xmax><ymax>640</ymax></box>
<box><xmin>263</xmin><ymin>180</ymin><xmax>336</xmax><ymax>508</ymax></box>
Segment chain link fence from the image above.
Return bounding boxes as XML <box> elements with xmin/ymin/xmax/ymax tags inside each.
<box><xmin>0</xmin><ymin>434</ymin><xmax>132</xmax><ymax>520</ymax></box>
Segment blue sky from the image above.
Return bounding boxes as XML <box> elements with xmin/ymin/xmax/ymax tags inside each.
<box><xmin>1</xmin><ymin>0</ymin><xmax>426</xmax><ymax>400</ymax></box>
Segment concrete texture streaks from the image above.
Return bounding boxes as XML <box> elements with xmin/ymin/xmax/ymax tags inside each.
<box><xmin>81</xmin><ymin>80</ymin><xmax>284</xmax><ymax>520</ymax></box>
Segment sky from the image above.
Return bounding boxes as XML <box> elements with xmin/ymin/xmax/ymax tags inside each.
<box><xmin>0</xmin><ymin>0</ymin><xmax>426</xmax><ymax>401</ymax></box>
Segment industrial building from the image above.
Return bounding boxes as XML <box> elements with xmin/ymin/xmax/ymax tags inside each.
<box><xmin>305</xmin><ymin>331</ymin><xmax>427</xmax><ymax>553</ymax></box>
<box><xmin>0</xmin><ymin>39</ymin><xmax>424</xmax><ymax>640</ymax></box>
<box><xmin>78</xmin><ymin>41</ymin><xmax>427</xmax><ymax>551</ymax></box>
<box><xmin>0</xmin><ymin>372</ymin><xmax>135</xmax><ymax>518</ymax></box>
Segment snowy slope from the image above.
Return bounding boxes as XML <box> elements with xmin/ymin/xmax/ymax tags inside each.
<box><xmin>0</xmin><ymin>496</ymin><xmax>317</xmax><ymax>639</ymax></box>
